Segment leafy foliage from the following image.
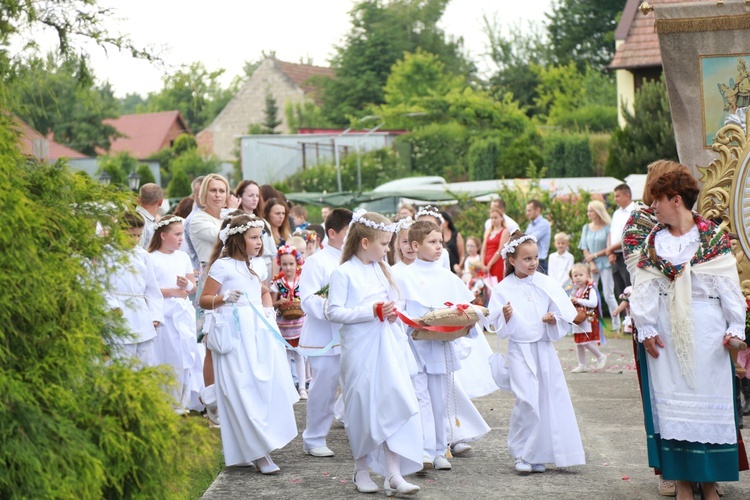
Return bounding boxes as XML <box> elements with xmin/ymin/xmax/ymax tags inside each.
<box><xmin>543</xmin><ymin>133</ymin><xmax>593</xmax><ymax>177</ymax></box>
<box><xmin>317</xmin><ymin>0</ymin><xmax>472</xmax><ymax>125</ymax></box>
<box><xmin>149</xmin><ymin>133</ymin><xmax>219</xmax><ymax>186</ymax></box>
<box><xmin>0</xmin><ymin>118</ymin><xmax>213</xmax><ymax>496</ymax></box>
<box><xmin>97</xmin><ymin>151</ymin><xmax>145</xmax><ymax>188</ymax></box>
<box><xmin>605</xmin><ymin>76</ymin><xmax>678</xmax><ymax>179</ymax></box>
<box><xmin>9</xmin><ymin>53</ymin><xmax>122</xmax><ymax>155</ymax></box>
<box><xmin>405</xmin><ymin>121</ymin><xmax>469</xmax><ymax>180</ymax></box>
<box><xmin>167</xmin><ymin>166</ymin><xmax>192</xmax><ymax>198</ymax></box>
<box><xmin>284</xmin><ymin>101</ymin><xmax>333</xmax><ymax>133</ymax></box>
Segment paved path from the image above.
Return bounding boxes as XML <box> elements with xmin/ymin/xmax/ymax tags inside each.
<box><xmin>203</xmin><ymin>336</ymin><xmax>750</xmax><ymax>499</ymax></box>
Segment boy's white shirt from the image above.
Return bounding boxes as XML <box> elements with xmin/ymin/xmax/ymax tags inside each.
<box><xmin>298</xmin><ymin>244</ymin><xmax>342</xmax><ymax>355</ymax></box>
<box><xmin>548</xmin><ymin>250</ymin><xmax>574</xmax><ymax>287</ymax></box>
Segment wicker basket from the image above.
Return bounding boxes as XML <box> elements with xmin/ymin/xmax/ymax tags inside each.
<box><xmin>411</xmin><ymin>325</ymin><xmax>471</xmax><ymax>342</ymax></box>
<box><xmin>410</xmin><ymin>305</ymin><xmax>488</xmax><ymax>342</ymax></box>
<box><xmin>279</xmin><ymin>301</ymin><xmax>304</xmax><ymax>320</ymax></box>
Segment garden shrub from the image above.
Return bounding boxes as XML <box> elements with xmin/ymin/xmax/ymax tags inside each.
<box><xmin>542</xmin><ymin>133</ymin><xmax>592</xmax><ymax>177</ymax></box>
<box><xmin>0</xmin><ymin>118</ymin><xmax>212</xmax><ymax>498</ymax></box>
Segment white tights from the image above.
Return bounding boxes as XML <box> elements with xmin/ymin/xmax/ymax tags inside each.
<box><xmin>354</xmin><ymin>443</ymin><xmax>406</xmax><ymax>487</ymax></box>
<box><xmin>287</xmin><ymin>350</ymin><xmax>307</xmax><ymax>390</ymax></box>
<box><xmin>577</xmin><ymin>343</ymin><xmax>603</xmax><ymax>366</ymax></box>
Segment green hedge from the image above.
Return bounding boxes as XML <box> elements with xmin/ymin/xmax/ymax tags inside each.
<box><xmin>543</xmin><ymin>133</ymin><xmax>593</xmax><ymax>177</ymax></box>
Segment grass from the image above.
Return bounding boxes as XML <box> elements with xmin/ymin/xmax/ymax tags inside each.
<box><xmin>173</xmin><ymin>415</ymin><xmax>224</xmax><ymax>499</ymax></box>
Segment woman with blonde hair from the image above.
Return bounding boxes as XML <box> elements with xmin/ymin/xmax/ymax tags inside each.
<box><xmin>578</xmin><ymin>199</ymin><xmax>619</xmax><ymax>330</ymax></box>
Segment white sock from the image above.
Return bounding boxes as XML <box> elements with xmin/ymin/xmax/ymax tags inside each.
<box><xmin>586</xmin><ymin>343</ymin><xmax>604</xmax><ymax>359</ymax></box>
<box><xmin>576</xmin><ymin>345</ymin><xmax>586</xmax><ymax>366</ymax></box>
<box><xmin>384</xmin><ymin>443</ymin><xmax>406</xmax><ymax>487</ymax></box>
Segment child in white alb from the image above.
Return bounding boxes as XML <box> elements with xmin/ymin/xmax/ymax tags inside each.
<box><xmin>147</xmin><ymin>215</ymin><xmax>205</xmax><ymax>413</ymax></box>
<box><xmin>327</xmin><ymin>210</ymin><xmax>422</xmax><ymax>496</ymax></box>
<box><xmin>101</xmin><ymin>211</ymin><xmax>164</xmax><ymax>366</ymax></box>
<box><xmin>396</xmin><ymin>220</ymin><xmax>490</xmax><ymax>471</ymax></box>
<box><xmin>548</xmin><ymin>232</ymin><xmax>574</xmax><ymax>290</ymax></box>
<box><xmin>488</xmin><ymin>231</ymin><xmax>586</xmax><ymax>474</ymax></box>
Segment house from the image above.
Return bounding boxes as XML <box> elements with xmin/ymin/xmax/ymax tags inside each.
<box><xmin>609</xmin><ymin>0</ymin><xmax>702</xmax><ymax>127</ymax></box>
<box><xmin>13</xmin><ymin>116</ymin><xmax>87</xmax><ymax>161</ymax></box>
<box><xmin>196</xmin><ymin>58</ymin><xmax>335</xmax><ymax>161</ymax></box>
<box><xmin>104</xmin><ymin>110</ymin><xmax>190</xmax><ymax>160</ymax></box>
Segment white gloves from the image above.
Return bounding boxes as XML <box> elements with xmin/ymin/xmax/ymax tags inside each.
<box><xmin>223</xmin><ymin>290</ymin><xmax>242</xmax><ymax>304</ymax></box>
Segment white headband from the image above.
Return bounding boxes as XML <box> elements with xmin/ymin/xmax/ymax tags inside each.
<box><xmin>500</xmin><ymin>234</ymin><xmax>538</xmax><ymax>259</ymax></box>
<box><xmin>219</xmin><ymin>219</ymin><xmax>266</xmax><ymax>244</ymax></box>
<box><xmin>154</xmin><ymin>216</ymin><xmax>183</xmax><ymax>230</ymax></box>
<box><xmin>350</xmin><ymin>209</ymin><xmax>397</xmax><ymax>233</ymax></box>
<box><xmin>415</xmin><ymin>207</ymin><xmax>444</xmax><ymax>224</ymax></box>
<box><xmin>395</xmin><ymin>217</ymin><xmax>414</xmax><ymax>233</ymax></box>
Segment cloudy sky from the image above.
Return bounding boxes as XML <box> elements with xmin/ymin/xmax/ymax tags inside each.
<box><xmin>35</xmin><ymin>0</ymin><xmax>554</xmax><ymax>97</ymax></box>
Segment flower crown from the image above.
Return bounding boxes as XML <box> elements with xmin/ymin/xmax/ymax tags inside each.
<box><xmin>220</xmin><ymin>208</ymin><xmax>244</xmax><ymax>221</ymax></box>
<box><xmin>294</xmin><ymin>228</ymin><xmax>317</xmax><ymax>243</ymax></box>
<box><xmin>219</xmin><ymin>219</ymin><xmax>266</xmax><ymax>244</ymax></box>
<box><xmin>350</xmin><ymin>209</ymin><xmax>397</xmax><ymax>233</ymax></box>
<box><xmin>415</xmin><ymin>206</ymin><xmax>444</xmax><ymax>224</ymax></box>
<box><xmin>276</xmin><ymin>243</ymin><xmax>304</xmax><ymax>265</ymax></box>
<box><xmin>500</xmin><ymin>234</ymin><xmax>538</xmax><ymax>259</ymax></box>
<box><xmin>395</xmin><ymin>217</ymin><xmax>414</xmax><ymax>233</ymax></box>
<box><xmin>154</xmin><ymin>216</ymin><xmax>183</xmax><ymax>230</ymax></box>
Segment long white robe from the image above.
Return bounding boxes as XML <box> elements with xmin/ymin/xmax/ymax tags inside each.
<box><xmin>327</xmin><ymin>257</ymin><xmax>422</xmax><ymax>476</ymax></box>
<box><xmin>488</xmin><ymin>272</ymin><xmax>585</xmax><ymax>467</ymax></box>
<box><xmin>208</xmin><ymin>257</ymin><xmax>298</xmax><ymax>465</ymax></box>
<box><xmin>150</xmin><ymin>250</ymin><xmax>204</xmax><ymax>411</ymax></box>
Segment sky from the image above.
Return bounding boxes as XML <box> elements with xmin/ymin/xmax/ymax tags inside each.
<box><xmin>28</xmin><ymin>0</ymin><xmax>554</xmax><ymax>97</ymax></box>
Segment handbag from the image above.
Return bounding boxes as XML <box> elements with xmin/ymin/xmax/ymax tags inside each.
<box><xmin>573</xmin><ymin>306</ymin><xmax>587</xmax><ymax>325</ymax></box>
<box><xmin>205</xmin><ymin>312</ymin><xmax>238</xmax><ymax>354</ymax></box>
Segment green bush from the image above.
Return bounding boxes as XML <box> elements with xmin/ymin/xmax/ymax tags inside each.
<box><xmin>467</xmin><ymin>135</ymin><xmax>502</xmax><ymax>181</ymax></box>
<box><xmin>0</xmin><ymin>121</ymin><xmax>213</xmax><ymax>497</ymax></box>
<box><xmin>542</xmin><ymin>133</ymin><xmax>592</xmax><ymax>177</ymax></box>
<box><xmin>137</xmin><ymin>163</ymin><xmax>156</xmax><ymax>185</ymax></box>
<box><xmin>404</xmin><ymin>121</ymin><xmax>469</xmax><ymax>179</ymax></box>
<box><xmin>167</xmin><ymin>166</ymin><xmax>192</xmax><ymax>198</ymax></box>
<box><xmin>556</xmin><ymin>104</ymin><xmax>617</xmax><ymax>133</ymax></box>
<box><xmin>589</xmin><ymin>133</ymin><xmax>611</xmax><ymax>177</ymax></box>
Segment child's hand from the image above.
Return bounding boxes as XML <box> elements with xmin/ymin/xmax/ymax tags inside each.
<box><xmin>172</xmin><ymin>288</ymin><xmax>190</xmax><ymax>299</ymax></box>
<box><xmin>503</xmin><ymin>302</ymin><xmax>512</xmax><ymax>322</ymax></box>
<box><xmin>542</xmin><ymin>312</ymin><xmax>556</xmax><ymax>324</ymax></box>
<box><xmin>176</xmin><ymin>275</ymin><xmax>189</xmax><ymax>288</ymax></box>
<box><xmin>571</xmin><ymin>297</ymin><xmax>579</xmax><ymax>305</ymax></box>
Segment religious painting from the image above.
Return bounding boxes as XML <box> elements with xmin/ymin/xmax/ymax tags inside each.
<box><xmin>701</xmin><ymin>54</ymin><xmax>750</xmax><ymax>147</ymax></box>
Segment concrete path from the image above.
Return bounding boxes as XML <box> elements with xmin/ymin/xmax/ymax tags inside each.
<box><xmin>203</xmin><ymin>336</ymin><xmax>750</xmax><ymax>499</ymax></box>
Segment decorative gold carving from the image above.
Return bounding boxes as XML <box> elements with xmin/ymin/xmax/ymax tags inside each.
<box><xmin>697</xmin><ymin>119</ymin><xmax>750</xmax><ymax>295</ymax></box>
<box><xmin>639</xmin><ymin>2</ymin><xmax>654</xmax><ymax>16</ymax></box>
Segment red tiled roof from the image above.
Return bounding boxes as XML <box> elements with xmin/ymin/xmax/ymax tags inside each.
<box><xmin>610</xmin><ymin>0</ymin><xmax>702</xmax><ymax>70</ymax></box>
<box><xmin>13</xmin><ymin>116</ymin><xmax>87</xmax><ymax>159</ymax></box>
<box><xmin>274</xmin><ymin>60</ymin><xmax>335</xmax><ymax>95</ymax></box>
<box><xmin>104</xmin><ymin>110</ymin><xmax>189</xmax><ymax>159</ymax></box>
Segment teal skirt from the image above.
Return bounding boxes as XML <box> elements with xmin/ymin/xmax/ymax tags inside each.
<box><xmin>637</xmin><ymin>341</ymin><xmax>740</xmax><ymax>482</ymax></box>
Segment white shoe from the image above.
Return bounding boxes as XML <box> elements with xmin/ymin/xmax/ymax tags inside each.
<box><xmin>571</xmin><ymin>364</ymin><xmax>587</xmax><ymax>373</ymax></box>
<box><xmin>353</xmin><ymin>470</ymin><xmax>379</xmax><ymax>493</ymax></box>
<box><xmin>384</xmin><ymin>475</ymin><xmax>420</xmax><ymax>497</ymax></box>
<box><xmin>253</xmin><ymin>455</ymin><xmax>280</xmax><ymax>475</ymax></box>
<box><xmin>433</xmin><ymin>455</ymin><xmax>452</xmax><ymax>470</ymax></box>
<box><xmin>200</xmin><ymin>385</ymin><xmax>220</xmax><ymax>426</ymax></box>
<box><xmin>450</xmin><ymin>442</ymin><xmax>471</xmax><ymax>455</ymax></box>
<box><xmin>531</xmin><ymin>463</ymin><xmax>546</xmax><ymax>473</ymax></box>
<box><xmin>417</xmin><ymin>453</ymin><xmax>433</xmax><ymax>476</ymax></box>
<box><xmin>306</xmin><ymin>445</ymin><xmax>334</xmax><ymax>457</ymax></box>
<box><xmin>514</xmin><ymin>458</ymin><xmax>532</xmax><ymax>473</ymax></box>
<box><xmin>298</xmin><ymin>388</ymin><xmax>308</xmax><ymax>400</ymax></box>
<box><xmin>596</xmin><ymin>355</ymin><xmax>607</xmax><ymax>370</ymax></box>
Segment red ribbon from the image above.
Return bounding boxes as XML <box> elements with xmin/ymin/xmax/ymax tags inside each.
<box><xmin>444</xmin><ymin>302</ymin><xmax>471</xmax><ymax>320</ymax></box>
<box><xmin>375</xmin><ymin>303</ymin><xmax>385</xmax><ymax>322</ymax></box>
<box><xmin>395</xmin><ymin>310</ymin><xmax>465</xmax><ymax>333</ymax></box>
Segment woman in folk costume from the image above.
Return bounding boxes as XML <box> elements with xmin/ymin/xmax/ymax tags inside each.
<box><xmin>395</xmin><ymin>220</ymin><xmax>490</xmax><ymax>471</ymax></box>
<box><xmin>199</xmin><ymin>214</ymin><xmax>298</xmax><ymax>474</ymax></box>
<box><xmin>326</xmin><ymin>211</ymin><xmax>422</xmax><ymax>496</ymax></box>
<box><xmin>628</xmin><ymin>167</ymin><xmax>746</xmax><ymax>499</ymax></box>
<box><xmin>488</xmin><ymin>231</ymin><xmax>585</xmax><ymax>474</ymax></box>
<box><xmin>147</xmin><ymin>215</ymin><xmax>204</xmax><ymax>413</ymax></box>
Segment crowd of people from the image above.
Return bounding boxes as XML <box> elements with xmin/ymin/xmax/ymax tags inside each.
<box><xmin>99</xmin><ymin>162</ymin><xmax>749</xmax><ymax>498</ymax></box>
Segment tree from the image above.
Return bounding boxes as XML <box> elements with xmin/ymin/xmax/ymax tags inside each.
<box><xmin>167</xmin><ymin>166</ymin><xmax>192</xmax><ymax>198</ymax></box>
<box><xmin>546</xmin><ymin>0</ymin><xmax>626</xmax><ymax>71</ymax></box>
<box><xmin>137</xmin><ymin>163</ymin><xmax>156</xmax><ymax>185</ymax></box>
<box><xmin>262</xmin><ymin>93</ymin><xmax>281</xmax><ymax>134</ymax></box>
<box><xmin>9</xmin><ymin>54</ymin><xmax>122</xmax><ymax>155</ymax></box>
<box><xmin>605</xmin><ymin>76</ymin><xmax>678</xmax><ymax>179</ymax></box>
<box><xmin>317</xmin><ymin>0</ymin><xmax>473</xmax><ymax>125</ymax></box>
<box><xmin>118</xmin><ymin>92</ymin><xmax>147</xmax><ymax>114</ymax></box>
<box><xmin>285</xmin><ymin>101</ymin><xmax>332</xmax><ymax>133</ymax></box>
<box><xmin>145</xmin><ymin>62</ymin><xmax>237</xmax><ymax>133</ymax></box>
<box><xmin>98</xmin><ymin>151</ymin><xmax>139</xmax><ymax>187</ymax></box>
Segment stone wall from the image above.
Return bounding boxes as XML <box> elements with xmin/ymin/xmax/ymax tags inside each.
<box><xmin>196</xmin><ymin>59</ymin><xmax>307</xmax><ymax>161</ymax></box>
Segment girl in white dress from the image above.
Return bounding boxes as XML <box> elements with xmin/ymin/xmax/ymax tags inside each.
<box><xmin>327</xmin><ymin>211</ymin><xmax>422</xmax><ymax>496</ymax></box>
<box><xmin>199</xmin><ymin>214</ymin><xmax>298</xmax><ymax>474</ymax></box>
<box><xmin>147</xmin><ymin>215</ymin><xmax>204</xmax><ymax>413</ymax></box>
<box><xmin>488</xmin><ymin>231</ymin><xmax>585</xmax><ymax>474</ymax></box>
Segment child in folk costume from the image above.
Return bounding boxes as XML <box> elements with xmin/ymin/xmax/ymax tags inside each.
<box><xmin>299</xmin><ymin>208</ymin><xmax>353</xmax><ymax>458</ymax></box>
<box><xmin>569</xmin><ymin>263</ymin><xmax>607</xmax><ymax>373</ymax></box>
<box><xmin>270</xmin><ymin>244</ymin><xmax>308</xmax><ymax>400</ymax></box>
<box><xmin>488</xmin><ymin>231</ymin><xmax>585</xmax><ymax>473</ymax></box>
<box><xmin>326</xmin><ymin>211</ymin><xmax>422</xmax><ymax>496</ymax></box>
<box><xmin>396</xmin><ymin>220</ymin><xmax>490</xmax><ymax>471</ymax></box>
<box><xmin>101</xmin><ymin>211</ymin><xmax>164</xmax><ymax>366</ymax></box>
<box><xmin>147</xmin><ymin>215</ymin><xmax>205</xmax><ymax>413</ymax></box>
<box><xmin>199</xmin><ymin>214</ymin><xmax>298</xmax><ymax>474</ymax></box>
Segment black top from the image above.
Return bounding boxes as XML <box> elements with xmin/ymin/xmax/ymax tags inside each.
<box><xmin>444</xmin><ymin>230</ymin><xmax>460</xmax><ymax>274</ymax></box>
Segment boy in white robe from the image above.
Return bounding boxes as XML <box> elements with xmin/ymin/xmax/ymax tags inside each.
<box><xmin>488</xmin><ymin>232</ymin><xmax>586</xmax><ymax>473</ymax></box>
<box><xmin>396</xmin><ymin>220</ymin><xmax>488</xmax><ymax>471</ymax></box>
<box><xmin>102</xmin><ymin>211</ymin><xmax>164</xmax><ymax>366</ymax></box>
<box><xmin>299</xmin><ymin>208</ymin><xmax>352</xmax><ymax>457</ymax></box>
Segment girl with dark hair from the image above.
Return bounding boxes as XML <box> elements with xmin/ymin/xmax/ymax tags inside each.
<box><xmin>440</xmin><ymin>211</ymin><xmax>464</xmax><ymax>275</ymax></box>
<box><xmin>199</xmin><ymin>214</ymin><xmax>298</xmax><ymax>474</ymax></box>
